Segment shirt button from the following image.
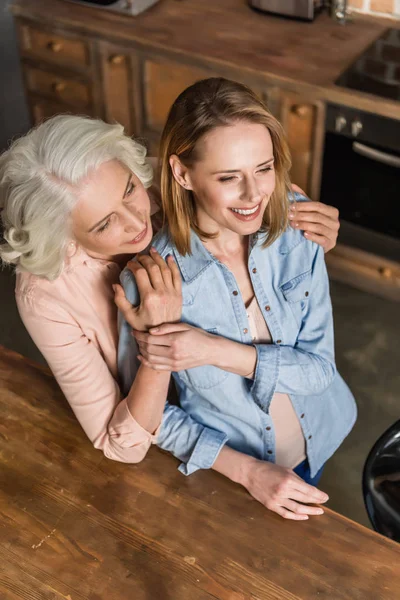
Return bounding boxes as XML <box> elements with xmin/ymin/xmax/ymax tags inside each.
<box><xmin>266</xmin><ymin>426</ymin><xmax>271</xmax><ymax>431</ymax></box>
<box><xmin>300</xmin><ymin>413</ymin><xmax>305</xmax><ymax>419</ymax></box>
<box><xmin>308</xmin><ymin>435</ymin><xmax>312</xmax><ymax>440</ymax></box>
<box><xmin>267</xmin><ymin>450</ymin><xmax>273</xmax><ymax>455</ymax></box>
<box><xmin>305</xmin><ymin>291</ymin><xmax>309</xmax><ymax>297</ymax></box>
<box><xmin>233</xmin><ymin>290</ymin><xmax>239</xmax><ymax>296</ymax></box>
<box><xmin>243</xmin><ymin>328</ymin><xmax>248</xmax><ymax>334</ymax></box>
<box><xmin>265</xmin><ymin>305</ymin><xmax>271</xmax><ymax>311</ymax></box>
<box><xmin>252</xmin><ymin>268</ymin><xmax>257</xmax><ymax>274</ymax></box>
<box><xmin>276</xmin><ymin>339</ymin><xmax>282</xmax><ymax>344</ymax></box>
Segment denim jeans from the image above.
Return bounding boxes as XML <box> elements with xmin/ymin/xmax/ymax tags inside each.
<box><xmin>294</xmin><ymin>459</ymin><xmax>324</xmax><ymax>486</ymax></box>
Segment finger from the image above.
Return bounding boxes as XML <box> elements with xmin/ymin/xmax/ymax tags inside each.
<box><xmin>293</xmin><ymin>480</ymin><xmax>329</xmax><ymax>504</ymax></box>
<box><xmin>290</xmin><ymin>201</ymin><xmax>339</xmax><ymax>221</ymax></box>
<box><xmin>137</xmin><ymin>255</ymin><xmax>164</xmax><ymax>290</ymax></box>
<box><xmin>127</xmin><ymin>261</ymin><xmax>153</xmax><ymax>294</ymax></box>
<box><xmin>304</xmin><ymin>232</ymin><xmax>332</xmax><ymax>251</ymax></box>
<box><xmin>132</xmin><ymin>330</ymin><xmax>173</xmax><ymax>346</ymax></box>
<box><xmin>289</xmin><ymin>212</ymin><xmax>339</xmax><ymax>230</ymax></box>
<box><xmin>112</xmin><ymin>284</ymin><xmax>136</xmax><ymax>314</ymax></box>
<box><xmin>149</xmin><ymin>323</ymin><xmax>190</xmax><ymax>335</ymax></box>
<box><xmin>291</xmin><ymin>183</ymin><xmax>307</xmax><ymax>197</ymax></box>
<box><xmin>137</xmin><ymin>355</ymin><xmax>172</xmax><ymax>371</ymax></box>
<box><xmin>292</xmin><ymin>221</ymin><xmax>335</xmax><ymax>239</ymax></box>
<box><xmin>274</xmin><ymin>506</ymin><xmax>309</xmax><ymax>521</ymax></box>
<box><xmin>138</xmin><ymin>343</ymin><xmax>174</xmax><ymax>358</ymax></box>
<box><xmin>288</xmin><ymin>488</ymin><xmax>328</xmax><ymax>506</ymax></box>
<box><xmin>167</xmin><ymin>255</ymin><xmax>182</xmax><ymax>294</ymax></box>
<box><xmin>283</xmin><ymin>499</ymin><xmax>324</xmax><ymax>516</ymax></box>
<box><xmin>149</xmin><ymin>247</ymin><xmax>174</xmax><ymax>288</ymax></box>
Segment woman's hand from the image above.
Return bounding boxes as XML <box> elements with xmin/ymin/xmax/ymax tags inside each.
<box><xmin>242</xmin><ymin>458</ymin><xmax>328</xmax><ymax>520</ymax></box>
<box><xmin>113</xmin><ymin>248</ymin><xmax>182</xmax><ymax>332</ymax></box>
<box><xmin>290</xmin><ymin>184</ymin><xmax>340</xmax><ymax>253</ymax></box>
<box><xmin>132</xmin><ymin>322</ymin><xmax>217</xmax><ymax>371</ymax></box>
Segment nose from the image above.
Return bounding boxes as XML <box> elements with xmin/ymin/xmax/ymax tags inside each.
<box><xmin>241</xmin><ymin>176</ymin><xmax>262</xmax><ymax>204</ymax></box>
<box><xmin>122</xmin><ymin>206</ymin><xmax>145</xmax><ymax>233</ymax></box>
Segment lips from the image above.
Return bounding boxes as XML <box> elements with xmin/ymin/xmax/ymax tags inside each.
<box><xmin>127</xmin><ymin>222</ymin><xmax>148</xmax><ymax>244</ymax></box>
<box><xmin>229</xmin><ymin>203</ymin><xmax>262</xmax><ymax>222</ymax></box>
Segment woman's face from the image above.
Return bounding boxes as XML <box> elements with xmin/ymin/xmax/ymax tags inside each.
<box><xmin>176</xmin><ymin>122</ymin><xmax>276</xmax><ymax>239</ymax></box>
<box><xmin>72</xmin><ymin>159</ymin><xmax>153</xmax><ymax>260</ymax></box>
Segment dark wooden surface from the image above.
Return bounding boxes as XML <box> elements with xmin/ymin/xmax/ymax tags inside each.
<box><xmin>1</xmin><ymin>344</ymin><xmax>400</xmax><ymax>599</ymax></box>
<box><xmin>11</xmin><ymin>0</ymin><xmax>400</xmax><ymax>121</ymax></box>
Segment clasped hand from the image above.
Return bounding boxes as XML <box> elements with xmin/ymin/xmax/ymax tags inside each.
<box><xmin>113</xmin><ymin>247</ymin><xmax>182</xmax><ymax>332</ymax></box>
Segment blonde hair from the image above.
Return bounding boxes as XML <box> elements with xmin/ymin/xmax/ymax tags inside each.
<box><xmin>0</xmin><ymin>115</ymin><xmax>153</xmax><ymax>280</ymax></box>
<box><xmin>160</xmin><ymin>77</ymin><xmax>292</xmax><ymax>255</ymax></box>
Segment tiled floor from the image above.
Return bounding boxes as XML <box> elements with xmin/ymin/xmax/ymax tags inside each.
<box><xmin>1</xmin><ymin>264</ymin><xmax>399</xmax><ymax>528</ymax></box>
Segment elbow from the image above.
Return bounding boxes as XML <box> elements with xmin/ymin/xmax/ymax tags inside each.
<box><xmin>98</xmin><ymin>436</ymin><xmax>152</xmax><ymax>464</ymax></box>
<box><xmin>313</xmin><ymin>359</ymin><xmax>336</xmax><ymax>394</ymax></box>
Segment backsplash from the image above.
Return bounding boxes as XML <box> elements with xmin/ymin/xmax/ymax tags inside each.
<box><xmin>348</xmin><ymin>0</ymin><xmax>400</xmax><ymax>18</ymax></box>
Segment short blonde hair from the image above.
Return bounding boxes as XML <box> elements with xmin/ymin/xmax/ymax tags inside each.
<box><xmin>160</xmin><ymin>77</ymin><xmax>292</xmax><ymax>255</ymax></box>
<box><xmin>0</xmin><ymin>115</ymin><xmax>153</xmax><ymax>280</ymax></box>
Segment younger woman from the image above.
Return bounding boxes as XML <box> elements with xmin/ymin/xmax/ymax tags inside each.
<box><xmin>119</xmin><ymin>78</ymin><xmax>357</xmax><ymax>520</ymax></box>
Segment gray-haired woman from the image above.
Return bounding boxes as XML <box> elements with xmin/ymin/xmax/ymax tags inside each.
<box><xmin>0</xmin><ymin>114</ymin><xmax>340</xmax><ymax>462</ymax></box>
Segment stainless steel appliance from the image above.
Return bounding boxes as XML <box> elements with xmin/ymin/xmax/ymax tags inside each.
<box><xmin>64</xmin><ymin>0</ymin><xmax>159</xmax><ymax>16</ymax></box>
<box><xmin>248</xmin><ymin>0</ymin><xmax>324</xmax><ymax>21</ymax></box>
<box><xmin>320</xmin><ymin>104</ymin><xmax>400</xmax><ymax>262</ymax></box>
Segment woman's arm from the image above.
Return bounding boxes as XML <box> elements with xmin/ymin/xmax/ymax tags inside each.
<box><xmin>130</xmin><ymin>245</ymin><xmax>336</xmax><ymax>396</ymax></box>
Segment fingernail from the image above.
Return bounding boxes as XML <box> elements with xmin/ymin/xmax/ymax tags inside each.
<box><xmin>317</xmin><ymin>509</ymin><xmax>324</xmax><ymax>515</ymax></box>
<box><xmin>112</xmin><ymin>284</ymin><xmax>117</xmax><ymax>293</ymax></box>
<box><xmin>150</xmin><ymin>327</ymin><xmax>159</xmax><ymax>333</ymax></box>
<box><xmin>150</xmin><ymin>246</ymin><xmax>157</xmax><ymax>253</ymax></box>
<box><xmin>304</xmin><ymin>232</ymin><xmax>309</xmax><ymax>237</ymax></box>
<box><xmin>289</xmin><ymin>213</ymin><xmax>295</xmax><ymax>220</ymax></box>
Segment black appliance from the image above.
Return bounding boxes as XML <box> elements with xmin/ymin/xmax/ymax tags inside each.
<box><xmin>320</xmin><ymin>104</ymin><xmax>400</xmax><ymax>262</ymax></box>
<box><xmin>248</xmin><ymin>0</ymin><xmax>324</xmax><ymax>21</ymax></box>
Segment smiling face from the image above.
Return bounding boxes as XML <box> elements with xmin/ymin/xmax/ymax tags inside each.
<box><xmin>171</xmin><ymin>121</ymin><xmax>276</xmax><ymax>242</ymax></box>
<box><xmin>71</xmin><ymin>159</ymin><xmax>153</xmax><ymax>260</ymax></box>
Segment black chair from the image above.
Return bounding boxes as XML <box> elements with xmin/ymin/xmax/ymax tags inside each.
<box><xmin>362</xmin><ymin>419</ymin><xmax>400</xmax><ymax>543</ymax></box>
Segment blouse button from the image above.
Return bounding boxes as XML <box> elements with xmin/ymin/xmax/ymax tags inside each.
<box><xmin>252</xmin><ymin>268</ymin><xmax>257</xmax><ymax>274</ymax></box>
<box><xmin>276</xmin><ymin>339</ymin><xmax>282</xmax><ymax>344</ymax></box>
<box><xmin>243</xmin><ymin>328</ymin><xmax>248</xmax><ymax>334</ymax></box>
<box><xmin>233</xmin><ymin>290</ymin><xmax>239</xmax><ymax>296</ymax></box>
<box><xmin>300</xmin><ymin>413</ymin><xmax>305</xmax><ymax>419</ymax></box>
<box><xmin>265</xmin><ymin>305</ymin><xmax>271</xmax><ymax>311</ymax></box>
<box><xmin>305</xmin><ymin>291</ymin><xmax>309</xmax><ymax>297</ymax></box>
<box><xmin>267</xmin><ymin>450</ymin><xmax>273</xmax><ymax>455</ymax></box>
<box><xmin>308</xmin><ymin>435</ymin><xmax>312</xmax><ymax>440</ymax></box>
<box><xmin>266</xmin><ymin>426</ymin><xmax>271</xmax><ymax>431</ymax></box>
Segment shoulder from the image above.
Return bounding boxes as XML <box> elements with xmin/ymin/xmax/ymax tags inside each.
<box><xmin>16</xmin><ymin>269</ymin><xmax>74</xmax><ymax>323</ymax></box>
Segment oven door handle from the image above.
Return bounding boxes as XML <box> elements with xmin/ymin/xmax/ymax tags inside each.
<box><xmin>353</xmin><ymin>142</ymin><xmax>400</xmax><ymax>169</ymax></box>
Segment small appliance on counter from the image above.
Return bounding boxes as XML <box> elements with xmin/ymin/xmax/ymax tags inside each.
<box><xmin>64</xmin><ymin>0</ymin><xmax>160</xmax><ymax>16</ymax></box>
<box><xmin>248</xmin><ymin>0</ymin><xmax>325</xmax><ymax>21</ymax></box>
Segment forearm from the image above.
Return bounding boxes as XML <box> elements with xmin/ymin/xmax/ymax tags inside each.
<box><xmin>126</xmin><ymin>364</ymin><xmax>171</xmax><ymax>434</ymax></box>
<box><xmin>210</xmin><ymin>336</ymin><xmax>257</xmax><ymax>378</ymax></box>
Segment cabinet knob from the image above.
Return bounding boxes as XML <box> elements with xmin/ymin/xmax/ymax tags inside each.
<box><xmin>47</xmin><ymin>41</ymin><xmax>63</xmax><ymax>53</ymax></box>
<box><xmin>291</xmin><ymin>104</ymin><xmax>309</xmax><ymax>118</ymax></box>
<box><xmin>109</xmin><ymin>54</ymin><xmax>125</xmax><ymax>65</ymax></box>
<box><xmin>52</xmin><ymin>81</ymin><xmax>66</xmax><ymax>94</ymax></box>
<box><xmin>379</xmin><ymin>267</ymin><xmax>393</xmax><ymax>279</ymax></box>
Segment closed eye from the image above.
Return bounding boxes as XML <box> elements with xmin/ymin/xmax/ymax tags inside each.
<box><xmin>125</xmin><ymin>180</ymin><xmax>136</xmax><ymax>197</ymax></box>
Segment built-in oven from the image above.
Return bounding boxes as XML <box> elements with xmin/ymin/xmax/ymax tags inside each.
<box><xmin>320</xmin><ymin>104</ymin><xmax>400</xmax><ymax>262</ymax></box>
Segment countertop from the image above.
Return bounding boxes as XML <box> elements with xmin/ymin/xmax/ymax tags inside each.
<box><xmin>11</xmin><ymin>0</ymin><xmax>400</xmax><ymax>119</ymax></box>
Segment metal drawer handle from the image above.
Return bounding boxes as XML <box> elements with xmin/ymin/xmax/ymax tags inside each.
<box><xmin>353</xmin><ymin>142</ymin><xmax>400</xmax><ymax>169</ymax></box>
<box><xmin>47</xmin><ymin>41</ymin><xmax>63</xmax><ymax>53</ymax></box>
<box><xmin>52</xmin><ymin>82</ymin><xmax>66</xmax><ymax>93</ymax></box>
<box><xmin>109</xmin><ymin>54</ymin><xmax>125</xmax><ymax>65</ymax></box>
<box><xmin>291</xmin><ymin>104</ymin><xmax>310</xmax><ymax>119</ymax></box>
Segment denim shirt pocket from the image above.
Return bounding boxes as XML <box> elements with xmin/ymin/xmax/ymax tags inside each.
<box><xmin>178</xmin><ymin>327</ymin><xmax>231</xmax><ymax>390</ymax></box>
<box><xmin>280</xmin><ymin>270</ymin><xmax>312</xmax><ymax>330</ymax></box>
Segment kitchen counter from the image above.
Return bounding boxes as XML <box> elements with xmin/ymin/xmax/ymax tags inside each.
<box><xmin>11</xmin><ymin>0</ymin><xmax>400</xmax><ymax>120</ymax></box>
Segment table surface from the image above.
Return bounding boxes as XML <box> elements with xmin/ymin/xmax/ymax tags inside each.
<box><xmin>1</xmin><ymin>345</ymin><xmax>400</xmax><ymax>600</ymax></box>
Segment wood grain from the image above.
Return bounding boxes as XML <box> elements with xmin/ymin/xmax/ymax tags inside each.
<box><xmin>1</xmin><ymin>345</ymin><xmax>400</xmax><ymax>599</ymax></box>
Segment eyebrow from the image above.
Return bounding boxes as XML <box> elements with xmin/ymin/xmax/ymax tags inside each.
<box><xmin>211</xmin><ymin>158</ymin><xmax>274</xmax><ymax>175</ymax></box>
<box><xmin>88</xmin><ymin>174</ymin><xmax>132</xmax><ymax>233</ymax></box>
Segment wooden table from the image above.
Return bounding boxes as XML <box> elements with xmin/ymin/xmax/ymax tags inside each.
<box><xmin>1</xmin><ymin>345</ymin><xmax>399</xmax><ymax>599</ymax></box>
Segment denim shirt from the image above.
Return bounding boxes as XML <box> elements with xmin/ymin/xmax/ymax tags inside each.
<box><xmin>118</xmin><ymin>194</ymin><xmax>357</xmax><ymax>477</ymax></box>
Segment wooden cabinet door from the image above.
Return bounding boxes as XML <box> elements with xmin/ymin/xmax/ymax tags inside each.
<box><xmin>99</xmin><ymin>43</ymin><xmax>136</xmax><ymax>136</ymax></box>
<box><xmin>279</xmin><ymin>92</ymin><xmax>324</xmax><ymax>199</ymax></box>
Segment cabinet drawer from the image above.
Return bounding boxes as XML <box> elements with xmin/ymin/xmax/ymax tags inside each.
<box><xmin>29</xmin><ymin>95</ymin><xmax>94</xmax><ymax>125</ymax></box>
<box><xmin>24</xmin><ymin>66</ymin><xmax>91</xmax><ymax>108</ymax></box>
<box><xmin>18</xmin><ymin>23</ymin><xmax>90</xmax><ymax>69</ymax></box>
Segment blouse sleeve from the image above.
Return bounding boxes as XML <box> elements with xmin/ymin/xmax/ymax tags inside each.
<box><xmin>16</xmin><ymin>292</ymin><xmax>158</xmax><ymax>463</ymax></box>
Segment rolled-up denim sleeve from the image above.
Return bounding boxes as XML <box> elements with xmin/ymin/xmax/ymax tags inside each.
<box><xmin>251</xmin><ymin>243</ymin><xmax>336</xmax><ymax>401</ymax></box>
<box><xmin>118</xmin><ymin>266</ymin><xmax>228</xmax><ymax>475</ymax></box>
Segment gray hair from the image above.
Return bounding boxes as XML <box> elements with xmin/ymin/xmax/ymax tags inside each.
<box><xmin>0</xmin><ymin>115</ymin><xmax>153</xmax><ymax>280</ymax></box>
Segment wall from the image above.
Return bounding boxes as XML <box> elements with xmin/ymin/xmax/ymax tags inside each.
<box><xmin>348</xmin><ymin>0</ymin><xmax>400</xmax><ymax>18</ymax></box>
<box><xmin>0</xmin><ymin>0</ymin><xmax>30</xmax><ymax>152</ymax></box>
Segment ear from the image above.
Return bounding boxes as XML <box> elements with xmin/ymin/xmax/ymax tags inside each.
<box><xmin>169</xmin><ymin>155</ymin><xmax>193</xmax><ymax>190</ymax></box>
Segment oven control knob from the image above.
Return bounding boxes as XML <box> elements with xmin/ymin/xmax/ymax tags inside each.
<box><xmin>335</xmin><ymin>115</ymin><xmax>347</xmax><ymax>133</ymax></box>
<box><xmin>351</xmin><ymin>120</ymin><xmax>363</xmax><ymax>137</ymax></box>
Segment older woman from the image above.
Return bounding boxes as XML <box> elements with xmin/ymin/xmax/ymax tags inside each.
<box><xmin>0</xmin><ymin>113</ymin><xmax>339</xmax><ymax>464</ymax></box>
